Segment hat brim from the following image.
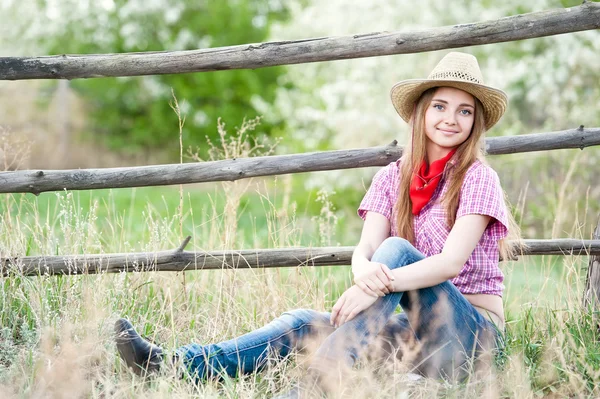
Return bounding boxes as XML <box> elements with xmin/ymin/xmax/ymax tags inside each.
<box><xmin>390</xmin><ymin>79</ymin><xmax>508</xmax><ymax>131</ymax></box>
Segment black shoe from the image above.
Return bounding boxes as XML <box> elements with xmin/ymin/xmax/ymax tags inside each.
<box><xmin>114</xmin><ymin>318</ymin><xmax>164</xmax><ymax>376</ymax></box>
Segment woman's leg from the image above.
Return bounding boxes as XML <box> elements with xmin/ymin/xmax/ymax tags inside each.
<box><xmin>311</xmin><ymin>237</ymin><xmax>498</xmax><ymax>380</ymax></box>
<box><xmin>176</xmin><ymin>309</ymin><xmax>334</xmax><ymax>381</ymax></box>
<box><xmin>399</xmin><ymin>279</ymin><xmax>498</xmax><ymax>379</ymax></box>
<box><xmin>311</xmin><ymin>237</ymin><xmax>424</xmax><ymax>366</ymax></box>
<box><xmin>375</xmin><ymin>288</ymin><xmax>499</xmax><ymax>380</ymax></box>
<box><xmin>369</xmin><ymin>312</ymin><xmax>415</xmax><ymax>365</ymax></box>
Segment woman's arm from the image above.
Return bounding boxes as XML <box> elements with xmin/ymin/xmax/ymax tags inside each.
<box><xmin>332</xmin><ymin>213</ymin><xmax>490</xmax><ymax>326</ymax></box>
<box><xmin>330</xmin><ymin>212</ymin><xmax>392</xmax><ymax>326</ymax></box>
<box><xmin>351</xmin><ymin>212</ymin><xmax>396</xmax><ymax>297</ymax></box>
<box><xmin>352</xmin><ymin>212</ymin><xmax>390</xmax><ymax>273</ymax></box>
<box><xmin>390</xmin><ymin>213</ymin><xmax>491</xmax><ymax>292</ymax></box>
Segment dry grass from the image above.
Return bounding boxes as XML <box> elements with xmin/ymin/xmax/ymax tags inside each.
<box><xmin>0</xmin><ymin>182</ymin><xmax>598</xmax><ymax>398</ymax></box>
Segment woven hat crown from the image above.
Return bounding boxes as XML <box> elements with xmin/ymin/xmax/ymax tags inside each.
<box><xmin>427</xmin><ymin>52</ymin><xmax>484</xmax><ymax>84</ymax></box>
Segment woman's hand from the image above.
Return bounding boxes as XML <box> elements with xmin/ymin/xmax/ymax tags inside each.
<box><xmin>353</xmin><ymin>261</ymin><xmax>395</xmax><ymax>297</ymax></box>
<box><xmin>330</xmin><ymin>285</ymin><xmax>379</xmax><ymax>327</ymax></box>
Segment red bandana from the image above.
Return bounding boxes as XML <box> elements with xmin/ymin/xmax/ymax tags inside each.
<box><xmin>409</xmin><ymin>149</ymin><xmax>457</xmax><ymax>215</ymax></box>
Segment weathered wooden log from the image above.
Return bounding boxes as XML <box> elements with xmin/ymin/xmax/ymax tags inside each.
<box><xmin>583</xmin><ymin>216</ymin><xmax>600</xmax><ymax>309</ymax></box>
<box><xmin>0</xmin><ymin>243</ymin><xmax>355</xmax><ymax>277</ymax></box>
<box><xmin>1</xmin><ymin>3</ymin><xmax>599</xmax><ymax>80</ymax></box>
<box><xmin>2</xmin><ymin>238</ymin><xmax>600</xmax><ymax>277</ymax></box>
<box><xmin>484</xmin><ymin>126</ymin><xmax>599</xmax><ymax>155</ymax></box>
<box><xmin>0</xmin><ymin>127</ymin><xmax>598</xmax><ymax>195</ymax></box>
<box><xmin>520</xmin><ymin>239</ymin><xmax>600</xmax><ymax>256</ymax></box>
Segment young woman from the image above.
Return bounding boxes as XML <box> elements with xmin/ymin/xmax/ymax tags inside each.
<box><xmin>115</xmin><ymin>52</ymin><xmax>519</xmax><ymax>390</ymax></box>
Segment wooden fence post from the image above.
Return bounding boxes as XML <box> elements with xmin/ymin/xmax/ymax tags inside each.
<box><xmin>583</xmin><ymin>215</ymin><xmax>600</xmax><ymax>310</ymax></box>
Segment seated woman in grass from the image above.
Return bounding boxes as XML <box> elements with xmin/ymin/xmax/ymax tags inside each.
<box><xmin>114</xmin><ymin>51</ymin><xmax>520</xmax><ymax>393</ymax></box>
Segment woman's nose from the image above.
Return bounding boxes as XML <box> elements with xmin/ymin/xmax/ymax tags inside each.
<box><xmin>444</xmin><ymin>113</ymin><xmax>457</xmax><ymax>125</ymax></box>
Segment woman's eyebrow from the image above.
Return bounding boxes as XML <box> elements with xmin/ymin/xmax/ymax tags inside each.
<box><xmin>432</xmin><ymin>98</ymin><xmax>475</xmax><ymax>108</ymax></box>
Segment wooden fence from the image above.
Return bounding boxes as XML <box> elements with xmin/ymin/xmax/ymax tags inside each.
<box><xmin>3</xmin><ymin>239</ymin><xmax>600</xmax><ymax>277</ymax></box>
<box><xmin>1</xmin><ymin>3</ymin><xmax>599</xmax><ymax>80</ymax></box>
<box><xmin>0</xmin><ymin>1</ymin><xmax>599</xmax><ymax>307</ymax></box>
<box><xmin>0</xmin><ymin>127</ymin><xmax>598</xmax><ymax>195</ymax></box>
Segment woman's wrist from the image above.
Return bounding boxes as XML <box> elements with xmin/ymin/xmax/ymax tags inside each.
<box><xmin>390</xmin><ymin>268</ymin><xmax>402</xmax><ymax>292</ymax></box>
<box><xmin>351</xmin><ymin>256</ymin><xmax>370</xmax><ymax>276</ymax></box>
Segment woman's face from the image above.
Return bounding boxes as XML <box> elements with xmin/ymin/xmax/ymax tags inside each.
<box><xmin>423</xmin><ymin>87</ymin><xmax>475</xmax><ymax>160</ymax></box>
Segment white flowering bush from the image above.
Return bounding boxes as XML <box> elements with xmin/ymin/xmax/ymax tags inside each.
<box><xmin>259</xmin><ymin>0</ymin><xmax>600</xmax><ymax>171</ymax></box>
<box><xmin>259</xmin><ymin>0</ymin><xmax>600</xmax><ymax>238</ymax></box>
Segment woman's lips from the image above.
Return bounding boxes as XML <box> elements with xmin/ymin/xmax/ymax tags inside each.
<box><xmin>437</xmin><ymin>128</ymin><xmax>459</xmax><ymax>134</ymax></box>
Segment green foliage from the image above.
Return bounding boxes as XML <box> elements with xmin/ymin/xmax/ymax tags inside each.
<box><xmin>561</xmin><ymin>0</ymin><xmax>600</xmax><ymax>6</ymax></box>
<box><xmin>38</xmin><ymin>0</ymin><xmax>291</xmax><ymax>157</ymax></box>
<box><xmin>501</xmin><ymin>305</ymin><xmax>600</xmax><ymax>396</ymax></box>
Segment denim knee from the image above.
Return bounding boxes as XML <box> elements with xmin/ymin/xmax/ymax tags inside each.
<box><xmin>371</xmin><ymin>237</ymin><xmax>424</xmax><ymax>270</ymax></box>
<box><xmin>280</xmin><ymin>309</ymin><xmax>328</xmax><ymax>328</ymax></box>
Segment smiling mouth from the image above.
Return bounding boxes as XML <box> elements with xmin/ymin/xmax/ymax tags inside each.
<box><xmin>437</xmin><ymin>128</ymin><xmax>459</xmax><ymax>134</ymax></box>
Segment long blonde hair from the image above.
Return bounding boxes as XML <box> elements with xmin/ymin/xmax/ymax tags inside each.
<box><xmin>394</xmin><ymin>87</ymin><xmax>522</xmax><ymax>261</ymax></box>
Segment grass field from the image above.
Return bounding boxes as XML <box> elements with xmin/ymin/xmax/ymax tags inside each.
<box><xmin>1</xmin><ymin>181</ymin><xmax>599</xmax><ymax>398</ymax></box>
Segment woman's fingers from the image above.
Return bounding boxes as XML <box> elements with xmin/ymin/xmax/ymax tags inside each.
<box><xmin>365</xmin><ymin>279</ymin><xmax>386</xmax><ymax>296</ymax></box>
<box><xmin>345</xmin><ymin>307</ymin><xmax>360</xmax><ymax>324</ymax></box>
<box><xmin>353</xmin><ymin>262</ymin><xmax>396</xmax><ymax>295</ymax></box>
<box><xmin>357</xmin><ymin>277</ymin><xmax>387</xmax><ymax>297</ymax></box>
<box><xmin>380</xmin><ymin>264</ymin><xmax>396</xmax><ymax>282</ymax></box>
<box><xmin>341</xmin><ymin>303</ymin><xmax>364</xmax><ymax>326</ymax></box>
<box><xmin>335</xmin><ymin>294</ymin><xmax>358</xmax><ymax>327</ymax></box>
<box><xmin>331</xmin><ymin>295</ymin><xmax>346</xmax><ymax>326</ymax></box>
<box><xmin>338</xmin><ymin>306</ymin><xmax>354</xmax><ymax>327</ymax></box>
<box><xmin>336</xmin><ymin>311</ymin><xmax>346</xmax><ymax>327</ymax></box>
<box><xmin>376</xmin><ymin>264</ymin><xmax>395</xmax><ymax>292</ymax></box>
<box><xmin>372</xmin><ymin>276</ymin><xmax>389</xmax><ymax>295</ymax></box>
<box><xmin>334</xmin><ymin>306</ymin><xmax>346</xmax><ymax>327</ymax></box>
<box><xmin>357</xmin><ymin>281</ymin><xmax>379</xmax><ymax>298</ymax></box>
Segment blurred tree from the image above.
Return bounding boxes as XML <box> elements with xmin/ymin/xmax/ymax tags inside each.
<box><xmin>28</xmin><ymin>0</ymin><xmax>291</xmax><ymax>158</ymax></box>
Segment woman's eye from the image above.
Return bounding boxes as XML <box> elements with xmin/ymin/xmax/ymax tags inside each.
<box><xmin>460</xmin><ymin>109</ymin><xmax>472</xmax><ymax>115</ymax></box>
<box><xmin>433</xmin><ymin>104</ymin><xmax>444</xmax><ymax>110</ymax></box>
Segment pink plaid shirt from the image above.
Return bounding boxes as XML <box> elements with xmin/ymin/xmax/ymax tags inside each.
<box><xmin>358</xmin><ymin>158</ymin><xmax>509</xmax><ymax>296</ymax></box>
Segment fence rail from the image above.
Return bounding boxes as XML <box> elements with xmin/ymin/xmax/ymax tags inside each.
<box><xmin>1</xmin><ymin>3</ymin><xmax>599</xmax><ymax>80</ymax></box>
<box><xmin>0</xmin><ymin>127</ymin><xmax>598</xmax><ymax>195</ymax></box>
<box><xmin>3</xmin><ymin>239</ymin><xmax>600</xmax><ymax>277</ymax></box>
<box><xmin>1</xmin><ymin>4</ymin><xmax>599</xmax><ymax>298</ymax></box>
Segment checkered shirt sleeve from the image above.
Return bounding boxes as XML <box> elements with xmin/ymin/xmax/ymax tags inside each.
<box><xmin>456</xmin><ymin>164</ymin><xmax>509</xmax><ymax>240</ymax></box>
<box><xmin>357</xmin><ymin>163</ymin><xmax>396</xmax><ymax>221</ymax></box>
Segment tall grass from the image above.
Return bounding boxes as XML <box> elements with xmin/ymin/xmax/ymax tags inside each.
<box><xmin>0</xmin><ymin>126</ymin><xmax>599</xmax><ymax>397</ymax></box>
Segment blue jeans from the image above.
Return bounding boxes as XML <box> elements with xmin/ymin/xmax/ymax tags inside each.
<box><xmin>177</xmin><ymin>237</ymin><xmax>500</xmax><ymax>381</ymax></box>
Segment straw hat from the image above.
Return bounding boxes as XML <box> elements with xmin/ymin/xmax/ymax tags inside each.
<box><xmin>390</xmin><ymin>52</ymin><xmax>508</xmax><ymax>130</ymax></box>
